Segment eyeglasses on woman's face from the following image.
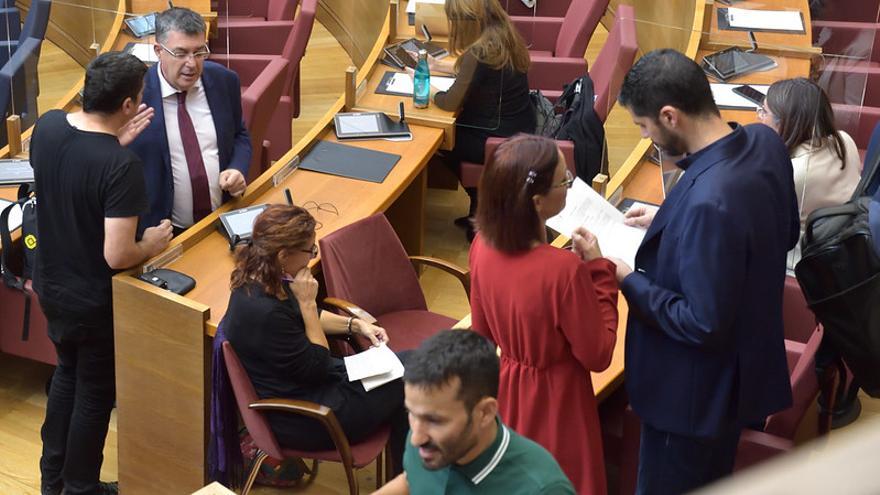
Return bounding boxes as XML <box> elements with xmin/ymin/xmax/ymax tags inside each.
<box><xmin>299</xmin><ymin>243</ymin><xmax>319</xmax><ymax>259</ymax></box>
<box><xmin>553</xmin><ymin>169</ymin><xmax>575</xmax><ymax>189</ymax></box>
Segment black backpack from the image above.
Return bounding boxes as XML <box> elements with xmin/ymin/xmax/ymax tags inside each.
<box><xmin>1</xmin><ymin>182</ymin><xmax>38</xmax><ymax>341</ymax></box>
<box><xmin>795</xmin><ymin>151</ymin><xmax>880</xmax><ymax>397</ymax></box>
<box><xmin>537</xmin><ymin>74</ymin><xmax>609</xmax><ymax>183</ymax></box>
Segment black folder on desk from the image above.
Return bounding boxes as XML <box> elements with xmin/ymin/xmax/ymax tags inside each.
<box><xmin>716</xmin><ymin>7</ymin><xmax>805</xmax><ymax>34</ymax></box>
<box><xmin>300</xmin><ymin>141</ymin><xmax>400</xmax><ymax>183</ymax></box>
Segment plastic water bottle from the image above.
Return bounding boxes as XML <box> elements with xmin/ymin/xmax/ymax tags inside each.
<box><xmin>413</xmin><ymin>49</ymin><xmax>430</xmax><ymax>109</ymax></box>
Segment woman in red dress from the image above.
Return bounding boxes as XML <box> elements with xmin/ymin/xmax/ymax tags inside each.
<box><xmin>469</xmin><ymin>134</ymin><xmax>619</xmax><ymax>494</ymax></box>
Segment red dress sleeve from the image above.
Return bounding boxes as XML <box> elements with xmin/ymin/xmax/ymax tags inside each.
<box><xmin>558</xmin><ymin>258</ymin><xmax>619</xmax><ymax>372</ymax></box>
<box><xmin>468</xmin><ymin>236</ymin><xmax>494</xmax><ymax>344</ymax></box>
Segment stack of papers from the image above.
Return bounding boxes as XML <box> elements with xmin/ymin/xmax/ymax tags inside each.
<box><xmin>546</xmin><ymin>178</ymin><xmax>646</xmax><ymax>268</ymax></box>
<box><xmin>719</xmin><ymin>7</ymin><xmax>805</xmax><ymax>33</ymax></box>
<box><xmin>343</xmin><ymin>343</ymin><xmax>405</xmax><ymax>391</ymax></box>
<box><xmin>384</xmin><ymin>72</ymin><xmax>456</xmax><ymax>95</ymax></box>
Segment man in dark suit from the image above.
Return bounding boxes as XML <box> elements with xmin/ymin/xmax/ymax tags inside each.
<box><xmin>610</xmin><ymin>49</ymin><xmax>800</xmax><ymax>494</ymax></box>
<box><xmin>128</xmin><ymin>7</ymin><xmax>251</xmax><ymax>233</ymax></box>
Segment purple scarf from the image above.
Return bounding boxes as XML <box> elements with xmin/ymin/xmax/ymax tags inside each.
<box><xmin>208</xmin><ymin>321</ymin><xmax>243</xmax><ymax>488</ymax></box>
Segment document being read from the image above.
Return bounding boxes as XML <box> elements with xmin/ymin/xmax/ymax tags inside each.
<box><xmin>343</xmin><ymin>343</ymin><xmax>405</xmax><ymax>392</ymax></box>
<box><xmin>546</xmin><ymin>177</ymin><xmax>645</xmax><ymax>268</ymax></box>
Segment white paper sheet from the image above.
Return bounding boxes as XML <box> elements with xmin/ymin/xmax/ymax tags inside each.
<box><xmin>343</xmin><ymin>343</ymin><xmax>404</xmax><ymax>393</ymax></box>
<box><xmin>710</xmin><ymin>83</ymin><xmax>770</xmax><ymax>110</ymax></box>
<box><xmin>0</xmin><ymin>199</ymin><xmax>22</xmax><ymax>231</ymax></box>
<box><xmin>723</xmin><ymin>7</ymin><xmax>804</xmax><ymax>32</ymax></box>
<box><xmin>385</xmin><ymin>72</ymin><xmax>456</xmax><ymax>95</ymax></box>
<box><xmin>360</xmin><ymin>346</ymin><xmax>405</xmax><ymax>391</ymax></box>
<box><xmin>546</xmin><ymin>177</ymin><xmax>646</xmax><ymax>268</ymax></box>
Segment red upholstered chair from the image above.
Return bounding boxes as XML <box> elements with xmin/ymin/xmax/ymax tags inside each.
<box><xmin>501</xmin><ymin>0</ymin><xmax>572</xmax><ymax>17</ymax></box>
<box><xmin>215</xmin><ymin>0</ymin><xmax>295</xmax><ymax>23</ymax></box>
<box><xmin>211</xmin><ymin>0</ymin><xmax>317</xmax><ymax>160</ymax></box>
<box><xmin>734</xmin><ymin>325</ymin><xmax>825</xmax><ymax>470</ymax></box>
<box><xmin>0</xmin><ymin>281</ymin><xmax>54</xmax><ymax>365</ymax></box>
<box><xmin>812</xmin><ymin>21</ymin><xmax>880</xmax><ymax>69</ymax></box>
<box><xmin>319</xmin><ymin>213</ymin><xmax>470</xmax><ymax>352</ymax></box>
<box><xmin>511</xmin><ymin>0</ymin><xmax>609</xmax><ymax>58</ymax></box>
<box><xmin>527</xmin><ymin>3</ymin><xmax>637</xmax><ymax>112</ymax></box>
<box><xmin>811</xmin><ymin>0</ymin><xmax>880</xmax><ymax>23</ymax></box>
<box><xmin>588</xmin><ymin>3</ymin><xmax>637</xmax><ymax>122</ymax></box>
<box><xmin>616</xmin><ymin>326</ymin><xmax>826</xmax><ymax>494</ymax></box>
<box><xmin>222</xmin><ymin>341</ymin><xmax>390</xmax><ymax>495</ymax></box>
<box><xmin>460</xmin><ymin>136</ymin><xmax>575</xmax><ymax>190</ymax></box>
<box><xmin>833</xmin><ymin>104</ymin><xmax>880</xmax><ymax>162</ymax></box>
<box><xmin>782</xmin><ymin>276</ymin><xmax>817</xmax><ymax>344</ymax></box>
<box><xmin>238</xmin><ymin>59</ymin><xmax>289</xmax><ymax>183</ymax></box>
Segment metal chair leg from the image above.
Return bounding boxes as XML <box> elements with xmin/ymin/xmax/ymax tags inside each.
<box><xmin>375</xmin><ymin>450</ymin><xmax>384</xmax><ymax>490</ymax></box>
<box><xmin>242</xmin><ymin>450</ymin><xmax>269</xmax><ymax>495</ymax></box>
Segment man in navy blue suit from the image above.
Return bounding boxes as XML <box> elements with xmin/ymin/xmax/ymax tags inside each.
<box><xmin>609</xmin><ymin>49</ymin><xmax>800</xmax><ymax>494</ymax></box>
<box><xmin>128</xmin><ymin>7</ymin><xmax>251</xmax><ymax>233</ymax></box>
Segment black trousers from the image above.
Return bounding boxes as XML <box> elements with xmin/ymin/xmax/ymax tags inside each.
<box><xmin>39</xmin><ymin>305</ymin><xmax>115</xmax><ymax>495</ymax></box>
<box><xmin>270</xmin><ymin>377</ymin><xmax>408</xmax><ymax>475</ymax></box>
<box><xmin>636</xmin><ymin>421</ymin><xmax>742</xmax><ymax>495</ymax></box>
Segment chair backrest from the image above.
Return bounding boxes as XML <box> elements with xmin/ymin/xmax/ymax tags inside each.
<box><xmin>764</xmin><ymin>326</ymin><xmax>823</xmax><ymax>440</ymax></box>
<box><xmin>0</xmin><ymin>8</ymin><xmax>21</xmax><ymax>43</ymax></box>
<box><xmin>19</xmin><ymin>0</ymin><xmax>50</xmax><ymax>44</ymax></box>
<box><xmin>319</xmin><ymin>213</ymin><xmax>428</xmax><ymax>317</ymax></box>
<box><xmin>0</xmin><ymin>37</ymin><xmax>41</xmax><ymax>148</ymax></box>
<box><xmin>221</xmin><ymin>341</ymin><xmax>285</xmax><ymax>460</ymax></box>
<box><xmin>241</xmin><ymin>58</ymin><xmax>289</xmax><ymax>182</ymax></box>
<box><xmin>503</xmin><ymin>0</ymin><xmax>571</xmax><ymax>17</ymax></box>
<box><xmin>217</xmin><ymin>0</ymin><xmax>269</xmax><ymax>19</ymax></box>
<box><xmin>555</xmin><ymin>0</ymin><xmax>608</xmax><ymax>58</ymax></box>
<box><xmin>268</xmin><ymin>0</ymin><xmax>297</xmax><ymax>21</ymax></box>
<box><xmin>782</xmin><ymin>275</ymin><xmax>817</xmax><ymax>344</ymax></box>
<box><xmin>833</xmin><ymin>103</ymin><xmax>880</xmax><ymax>151</ymax></box>
<box><xmin>589</xmin><ymin>4</ymin><xmax>637</xmax><ymax>122</ymax></box>
<box><xmin>280</xmin><ymin>0</ymin><xmax>316</xmax><ymax>97</ymax></box>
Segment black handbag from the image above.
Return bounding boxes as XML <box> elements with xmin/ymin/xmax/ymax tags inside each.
<box><xmin>795</xmin><ymin>152</ymin><xmax>880</xmax><ymax>397</ymax></box>
<box><xmin>137</xmin><ymin>268</ymin><xmax>196</xmax><ymax>295</ymax></box>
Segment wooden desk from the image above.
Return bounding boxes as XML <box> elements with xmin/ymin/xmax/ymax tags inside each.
<box><xmin>113</xmin><ymin>123</ymin><xmax>443</xmax><ymax>493</ymax></box>
<box><xmin>352</xmin><ymin>66</ymin><xmax>457</xmax><ymax>150</ymax></box>
<box><xmin>702</xmin><ymin>0</ymin><xmax>819</xmax><ymax>58</ymax></box>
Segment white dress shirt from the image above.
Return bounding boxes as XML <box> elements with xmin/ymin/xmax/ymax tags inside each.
<box><xmin>157</xmin><ymin>63</ymin><xmax>222</xmax><ymax>228</ymax></box>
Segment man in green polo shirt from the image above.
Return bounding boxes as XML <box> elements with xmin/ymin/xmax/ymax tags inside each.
<box><xmin>373</xmin><ymin>330</ymin><xmax>574</xmax><ymax>494</ymax></box>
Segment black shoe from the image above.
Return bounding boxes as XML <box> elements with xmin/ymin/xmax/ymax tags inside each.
<box><xmin>40</xmin><ymin>483</ymin><xmax>62</xmax><ymax>495</ymax></box>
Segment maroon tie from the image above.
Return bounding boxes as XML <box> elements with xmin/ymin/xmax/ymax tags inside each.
<box><xmin>177</xmin><ymin>91</ymin><xmax>212</xmax><ymax>222</ymax></box>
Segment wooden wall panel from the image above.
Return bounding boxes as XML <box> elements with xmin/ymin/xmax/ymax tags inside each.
<box><xmin>317</xmin><ymin>0</ymin><xmax>388</xmax><ymax>68</ymax></box>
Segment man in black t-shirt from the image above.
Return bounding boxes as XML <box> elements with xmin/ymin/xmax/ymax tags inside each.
<box><xmin>31</xmin><ymin>52</ymin><xmax>172</xmax><ymax>495</ymax></box>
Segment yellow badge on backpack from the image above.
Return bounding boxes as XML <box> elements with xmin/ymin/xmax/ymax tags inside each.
<box><xmin>24</xmin><ymin>234</ymin><xmax>36</xmax><ymax>250</ymax></box>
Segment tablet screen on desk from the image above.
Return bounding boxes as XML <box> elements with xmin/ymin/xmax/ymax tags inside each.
<box><xmin>219</xmin><ymin>204</ymin><xmax>268</xmax><ymax>241</ymax></box>
<box><xmin>337</xmin><ymin>114</ymin><xmax>381</xmax><ymax>134</ymax></box>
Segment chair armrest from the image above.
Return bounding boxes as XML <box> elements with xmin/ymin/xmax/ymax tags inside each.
<box><xmin>322</xmin><ymin>297</ymin><xmax>378</xmax><ymax>324</ymax></box>
<box><xmin>249</xmin><ymin>398</ymin><xmax>354</xmax><ymax>466</ymax></box>
<box><xmin>529</xmin><ymin>55</ymin><xmax>587</xmax><ymax>94</ymax></box>
<box><xmin>511</xmin><ymin>16</ymin><xmax>562</xmax><ymax>53</ymax></box>
<box><xmin>409</xmin><ymin>256</ymin><xmax>471</xmax><ymax>299</ymax></box>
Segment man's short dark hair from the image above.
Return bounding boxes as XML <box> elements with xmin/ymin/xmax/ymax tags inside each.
<box><xmin>618</xmin><ymin>48</ymin><xmax>719</xmax><ymax>119</ymax></box>
<box><xmin>82</xmin><ymin>52</ymin><xmax>147</xmax><ymax>114</ymax></box>
<box><xmin>404</xmin><ymin>330</ymin><xmax>499</xmax><ymax>411</ymax></box>
<box><xmin>155</xmin><ymin>7</ymin><xmax>206</xmax><ymax>43</ymax></box>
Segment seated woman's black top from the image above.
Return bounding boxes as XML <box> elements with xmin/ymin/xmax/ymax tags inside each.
<box><xmin>435</xmin><ymin>51</ymin><xmax>535</xmax><ymax>137</ymax></box>
<box><xmin>224</xmin><ymin>282</ymin><xmax>405</xmax><ymax>450</ymax></box>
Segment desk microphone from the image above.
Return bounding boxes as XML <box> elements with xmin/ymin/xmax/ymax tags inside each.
<box><xmin>398</xmin><ymin>101</ymin><xmax>406</xmax><ymax>124</ymax></box>
<box><xmin>284</xmin><ymin>188</ymin><xmax>293</xmax><ymax>206</ymax></box>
